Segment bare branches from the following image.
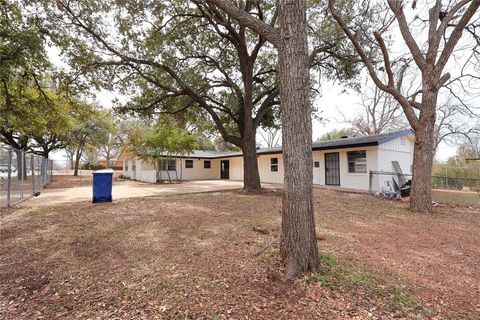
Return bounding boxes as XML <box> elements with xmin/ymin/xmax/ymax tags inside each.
<box><xmin>435</xmin><ymin>0</ymin><xmax>480</xmax><ymax>74</ymax></box>
<box><xmin>328</xmin><ymin>0</ymin><xmax>421</xmax><ymax>130</ymax></box>
<box><xmin>386</xmin><ymin>0</ymin><xmax>427</xmax><ymax>70</ymax></box>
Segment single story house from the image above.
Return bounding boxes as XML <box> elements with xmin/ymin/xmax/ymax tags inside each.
<box><xmin>122</xmin><ymin>129</ymin><xmax>415</xmax><ymax>191</ymax></box>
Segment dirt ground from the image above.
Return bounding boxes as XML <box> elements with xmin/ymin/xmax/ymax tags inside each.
<box><xmin>0</xmin><ymin>181</ymin><xmax>479</xmax><ymax>319</ymax></box>
<box><xmin>432</xmin><ymin>189</ymin><xmax>480</xmax><ymax>207</ymax></box>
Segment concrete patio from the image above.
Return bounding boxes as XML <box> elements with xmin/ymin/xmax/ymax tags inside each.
<box><xmin>20</xmin><ymin>179</ymin><xmax>245</xmax><ymax>206</ymax></box>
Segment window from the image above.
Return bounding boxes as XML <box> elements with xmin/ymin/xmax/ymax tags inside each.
<box><xmin>125</xmin><ymin>161</ymin><xmax>128</xmax><ymax>171</ymax></box>
<box><xmin>314</xmin><ymin>161</ymin><xmax>320</xmax><ymax>168</ymax></box>
<box><xmin>132</xmin><ymin>160</ymin><xmax>136</xmax><ymax>172</ymax></box>
<box><xmin>401</xmin><ymin>136</ymin><xmax>406</xmax><ymax>145</ymax></box>
<box><xmin>161</xmin><ymin>159</ymin><xmax>176</xmax><ymax>171</ymax></box>
<box><xmin>270</xmin><ymin>158</ymin><xmax>278</xmax><ymax>172</ymax></box>
<box><xmin>185</xmin><ymin>159</ymin><xmax>193</xmax><ymax>168</ymax></box>
<box><xmin>204</xmin><ymin>160</ymin><xmax>211</xmax><ymax>169</ymax></box>
<box><xmin>347</xmin><ymin>150</ymin><xmax>367</xmax><ymax>173</ymax></box>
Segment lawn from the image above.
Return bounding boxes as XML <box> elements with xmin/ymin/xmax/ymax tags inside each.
<box><xmin>0</xmin><ymin>183</ymin><xmax>479</xmax><ymax>319</ymax></box>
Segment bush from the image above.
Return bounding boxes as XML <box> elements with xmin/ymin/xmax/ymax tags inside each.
<box><xmin>81</xmin><ymin>162</ymin><xmax>105</xmax><ymax>170</ymax></box>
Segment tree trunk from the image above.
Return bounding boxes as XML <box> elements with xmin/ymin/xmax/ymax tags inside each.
<box><xmin>242</xmin><ymin>129</ymin><xmax>261</xmax><ymax>192</ymax></box>
<box><xmin>14</xmin><ymin>149</ymin><xmax>25</xmax><ymax>181</ymax></box>
<box><xmin>179</xmin><ymin>158</ymin><xmax>183</xmax><ymax>182</ymax></box>
<box><xmin>155</xmin><ymin>159</ymin><xmax>160</xmax><ymax>184</ymax></box>
<box><xmin>278</xmin><ymin>0</ymin><xmax>320</xmax><ymax>279</ymax></box>
<box><xmin>410</xmin><ymin>93</ymin><xmax>436</xmax><ymax>213</ymax></box>
<box><xmin>73</xmin><ymin>149</ymin><xmax>81</xmax><ymax>176</ymax></box>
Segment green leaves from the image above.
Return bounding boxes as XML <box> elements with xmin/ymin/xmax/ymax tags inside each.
<box><xmin>127</xmin><ymin>122</ymin><xmax>199</xmax><ymax>164</ymax></box>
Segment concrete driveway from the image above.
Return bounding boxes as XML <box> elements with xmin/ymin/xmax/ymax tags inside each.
<box><xmin>21</xmin><ymin>180</ymin><xmax>245</xmax><ymax>206</ymax></box>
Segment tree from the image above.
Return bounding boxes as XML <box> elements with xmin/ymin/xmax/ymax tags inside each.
<box><xmin>127</xmin><ymin>124</ymin><xmax>198</xmax><ymax>183</ymax></box>
<box><xmin>203</xmin><ymin>0</ymin><xmax>320</xmax><ymax>278</ymax></box>
<box><xmin>341</xmin><ymin>76</ymin><xmax>407</xmax><ymax>135</ymax></box>
<box><xmin>34</xmin><ymin>0</ymin><xmax>360</xmax><ymax>194</ymax></box>
<box><xmin>317</xmin><ymin>128</ymin><xmax>356</xmax><ymax>141</ymax></box>
<box><xmin>258</xmin><ymin>126</ymin><xmax>281</xmax><ymax>148</ymax></box>
<box><xmin>329</xmin><ymin>0</ymin><xmax>480</xmax><ymax>212</ymax></box>
<box><xmin>67</xmin><ymin>105</ymin><xmax>113</xmax><ymax>176</ymax></box>
<box><xmin>0</xmin><ymin>0</ymin><xmax>49</xmax><ymax>176</ymax></box>
<box><xmin>99</xmin><ymin>117</ymin><xmax>124</xmax><ymax>167</ymax></box>
<box><xmin>434</xmin><ymin>100</ymin><xmax>480</xmax><ymax>153</ymax></box>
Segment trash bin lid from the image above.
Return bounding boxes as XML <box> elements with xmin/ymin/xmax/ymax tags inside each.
<box><xmin>93</xmin><ymin>168</ymin><xmax>114</xmax><ymax>174</ymax></box>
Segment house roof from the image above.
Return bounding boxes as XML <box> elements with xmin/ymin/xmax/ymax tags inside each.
<box><xmin>175</xmin><ymin>129</ymin><xmax>415</xmax><ymax>159</ymax></box>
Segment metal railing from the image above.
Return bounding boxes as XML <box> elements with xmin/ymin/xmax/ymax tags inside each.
<box><xmin>369</xmin><ymin>170</ymin><xmax>480</xmax><ymax>195</ymax></box>
<box><xmin>0</xmin><ymin>146</ymin><xmax>53</xmax><ymax>207</ymax></box>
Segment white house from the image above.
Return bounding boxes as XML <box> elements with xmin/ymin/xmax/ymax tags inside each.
<box><xmin>122</xmin><ymin>129</ymin><xmax>415</xmax><ymax>192</ymax></box>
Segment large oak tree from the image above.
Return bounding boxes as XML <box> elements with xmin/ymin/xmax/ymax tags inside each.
<box><xmin>36</xmin><ymin>0</ymin><xmax>358</xmax><ymax>193</ymax></box>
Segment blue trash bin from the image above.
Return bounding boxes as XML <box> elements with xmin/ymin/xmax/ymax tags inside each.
<box><xmin>92</xmin><ymin>169</ymin><xmax>113</xmax><ymax>203</ymax></box>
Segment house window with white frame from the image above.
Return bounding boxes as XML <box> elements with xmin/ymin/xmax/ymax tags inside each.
<box><xmin>347</xmin><ymin>150</ymin><xmax>367</xmax><ymax>173</ymax></box>
<box><xmin>185</xmin><ymin>159</ymin><xmax>193</xmax><ymax>168</ymax></box>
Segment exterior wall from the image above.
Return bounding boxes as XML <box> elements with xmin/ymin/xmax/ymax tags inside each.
<box><xmin>258</xmin><ymin>154</ymin><xmax>284</xmax><ymax>184</ymax></box>
<box><xmin>121</xmin><ymin>135</ymin><xmax>414</xmax><ymax>192</ymax></box>
<box><xmin>377</xmin><ymin>136</ymin><xmax>414</xmax><ymax>174</ymax></box>
<box><xmin>374</xmin><ymin>135</ymin><xmax>415</xmax><ymax>193</ymax></box>
<box><xmin>224</xmin><ymin>156</ymin><xmax>244</xmax><ymax>181</ymax></box>
<box><xmin>122</xmin><ymin>157</ymin><xmax>219</xmax><ymax>182</ymax></box>
<box><xmin>312</xmin><ymin>146</ymin><xmax>378</xmax><ymax>190</ymax></box>
<box><xmin>179</xmin><ymin>158</ymin><xmax>220</xmax><ymax>180</ymax></box>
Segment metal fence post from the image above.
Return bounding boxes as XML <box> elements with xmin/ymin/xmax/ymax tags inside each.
<box><xmin>41</xmin><ymin>157</ymin><xmax>45</xmax><ymax>188</ymax></box>
<box><xmin>31</xmin><ymin>154</ymin><xmax>35</xmax><ymax>195</ymax></box>
<box><xmin>20</xmin><ymin>150</ymin><xmax>24</xmax><ymax>198</ymax></box>
<box><xmin>369</xmin><ymin>170</ymin><xmax>373</xmax><ymax>194</ymax></box>
<box><xmin>445</xmin><ymin>168</ymin><xmax>448</xmax><ymax>188</ymax></box>
<box><xmin>6</xmin><ymin>148</ymin><xmax>12</xmax><ymax>206</ymax></box>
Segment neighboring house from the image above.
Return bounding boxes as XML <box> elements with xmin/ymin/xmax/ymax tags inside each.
<box><xmin>98</xmin><ymin>158</ymin><xmax>124</xmax><ymax>169</ymax></box>
<box><xmin>99</xmin><ymin>149</ymin><xmax>127</xmax><ymax>169</ymax></box>
<box><xmin>122</xmin><ymin>129</ymin><xmax>415</xmax><ymax>191</ymax></box>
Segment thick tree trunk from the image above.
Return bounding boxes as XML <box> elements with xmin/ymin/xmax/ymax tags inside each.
<box><xmin>278</xmin><ymin>0</ymin><xmax>320</xmax><ymax>279</ymax></box>
<box><xmin>410</xmin><ymin>93</ymin><xmax>436</xmax><ymax>213</ymax></box>
<box><xmin>242</xmin><ymin>130</ymin><xmax>261</xmax><ymax>192</ymax></box>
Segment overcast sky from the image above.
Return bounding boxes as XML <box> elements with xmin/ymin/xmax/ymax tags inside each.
<box><xmin>86</xmin><ymin>80</ymin><xmax>458</xmax><ymax>162</ymax></box>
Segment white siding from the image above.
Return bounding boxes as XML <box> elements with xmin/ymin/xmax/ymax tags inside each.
<box><xmin>122</xmin><ymin>158</ymin><xmax>220</xmax><ymax>182</ymax></box>
<box><xmin>225</xmin><ymin>157</ymin><xmax>243</xmax><ymax>181</ymax></box>
<box><xmin>377</xmin><ymin>135</ymin><xmax>414</xmax><ymax>174</ymax></box>
<box><xmin>258</xmin><ymin>154</ymin><xmax>284</xmax><ymax>184</ymax></box>
<box><xmin>121</xmin><ymin>134</ymin><xmax>414</xmax><ymax>192</ymax></box>
<box><xmin>312</xmin><ymin>146</ymin><xmax>378</xmax><ymax>190</ymax></box>
<box><xmin>178</xmin><ymin>158</ymin><xmax>220</xmax><ymax>180</ymax></box>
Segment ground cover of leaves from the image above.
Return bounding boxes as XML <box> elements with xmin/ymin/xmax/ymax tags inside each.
<box><xmin>1</xmin><ymin>184</ymin><xmax>479</xmax><ymax>319</ymax></box>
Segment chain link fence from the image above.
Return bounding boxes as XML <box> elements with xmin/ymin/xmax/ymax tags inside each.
<box><xmin>0</xmin><ymin>146</ymin><xmax>53</xmax><ymax>208</ymax></box>
<box><xmin>369</xmin><ymin>170</ymin><xmax>480</xmax><ymax>196</ymax></box>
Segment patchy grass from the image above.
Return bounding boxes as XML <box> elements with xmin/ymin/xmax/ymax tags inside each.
<box><xmin>308</xmin><ymin>252</ymin><xmax>422</xmax><ymax>313</ymax></box>
<box><xmin>432</xmin><ymin>189</ymin><xmax>480</xmax><ymax>207</ymax></box>
<box><xmin>1</xmin><ymin>183</ymin><xmax>479</xmax><ymax>319</ymax></box>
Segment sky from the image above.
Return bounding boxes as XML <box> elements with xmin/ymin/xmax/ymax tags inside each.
<box><xmin>85</xmin><ymin>80</ymin><xmax>458</xmax><ymax>162</ymax></box>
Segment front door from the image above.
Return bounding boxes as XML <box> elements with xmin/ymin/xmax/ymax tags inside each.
<box><xmin>325</xmin><ymin>152</ymin><xmax>340</xmax><ymax>186</ymax></box>
<box><xmin>220</xmin><ymin>160</ymin><xmax>230</xmax><ymax>179</ymax></box>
